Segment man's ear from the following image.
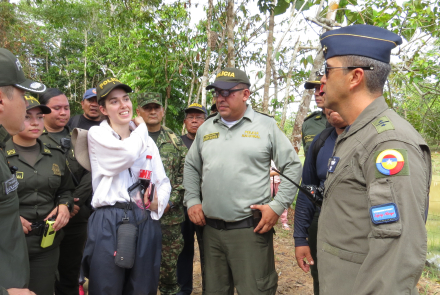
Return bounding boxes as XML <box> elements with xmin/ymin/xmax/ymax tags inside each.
<box><xmin>136</xmin><ymin>107</ymin><xmax>141</xmax><ymax>116</ymax></box>
<box><xmin>0</xmin><ymin>90</ymin><xmax>5</xmax><ymax>115</ymax></box>
<box><xmin>349</xmin><ymin>68</ymin><xmax>365</xmax><ymax>90</ymax></box>
<box><xmin>242</xmin><ymin>89</ymin><xmax>250</xmax><ymax>103</ymax></box>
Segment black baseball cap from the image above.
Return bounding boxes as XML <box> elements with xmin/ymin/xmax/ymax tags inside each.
<box><xmin>304</xmin><ymin>75</ymin><xmax>323</xmax><ymax>89</ymax></box>
<box><xmin>96</xmin><ymin>77</ymin><xmax>132</xmax><ymax>102</ymax></box>
<box><xmin>185</xmin><ymin>103</ymin><xmax>207</xmax><ymax>115</ymax></box>
<box><xmin>0</xmin><ymin>48</ymin><xmax>46</xmax><ymax>93</ymax></box>
<box><xmin>25</xmin><ymin>94</ymin><xmax>51</xmax><ymax>114</ymax></box>
<box><xmin>206</xmin><ymin>68</ymin><xmax>251</xmax><ymax>90</ymax></box>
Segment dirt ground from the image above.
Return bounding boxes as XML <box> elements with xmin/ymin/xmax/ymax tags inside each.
<box><xmin>84</xmin><ymin>208</ymin><xmax>440</xmax><ymax>295</ymax></box>
<box><xmin>190</xmin><ymin>208</ymin><xmax>440</xmax><ymax>295</ymax></box>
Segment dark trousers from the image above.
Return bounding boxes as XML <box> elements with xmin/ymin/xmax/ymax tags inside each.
<box><xmin>55</xmin><ymin>220</ymin><xmax>88</xmax><ymax>295</ymax></box>
<box><xmin>82</xmin><ymin>206</ymin><xmax>162</xmax><ymax>295</ymax></box>
<box><xmin>26</xmin><ymin>236</ymin><xmax>60</xmax><ymax>295</ymax></box>
<box><xmin>176</xmin><ymin>208</ymin><xmax>205</xmax><ymax>295</ymax></box>
<box><xmin>308</xmin><ymin>211</ymin><xmax>320</xmax><ymax>295</ymax></box>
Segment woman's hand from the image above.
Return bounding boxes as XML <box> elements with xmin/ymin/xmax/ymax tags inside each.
<box><xmin>20</xmin><ymin>216</ymin><xmax>32</xmax><ymax>234</ymax></box>
<box><xmin>133</xmin><ymin>116</ymin><xmax>145</xmax><ymax>127</ymax></box>
<box><xmin>45</xmin><ymin>205</ymin><xmax>70</xmax><ymax>231</ymax></box>
<box><xmin>144</xmin><ymin>184</ymin><xmax>158</xmax><ymax>211</ymax></box>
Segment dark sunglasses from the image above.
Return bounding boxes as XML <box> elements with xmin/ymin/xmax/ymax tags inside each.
<box><xmin>212</xmin><ymin>88</ymin><xmax>245</xmax><ymax>98</ymax></box>
<box><xmin>324</xmin><ymin>63</ymin><xmax>374</xmax><ymax>75</ymax></box>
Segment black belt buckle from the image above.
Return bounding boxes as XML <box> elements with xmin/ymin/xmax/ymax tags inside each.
<box><xmin>216</xmin><ymin>219</ymin><xmax>226</xmax><ymax>230</ymax></box>
<box><xmin>30</xmin><ymin>222</ymin><xmax>44</xmax><ymax>236</ymax></box>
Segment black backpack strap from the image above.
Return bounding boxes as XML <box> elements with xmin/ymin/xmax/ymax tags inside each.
<box><xmin>312</xmin><ymin>127</ymin><xmax>334</xmax><ymax>168</ymax></box>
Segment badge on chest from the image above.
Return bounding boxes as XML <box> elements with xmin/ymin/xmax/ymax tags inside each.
<box><xmin>328</xmin><ymin>157</ymin><xmax>340</xmax><ymax>173</ymax></box>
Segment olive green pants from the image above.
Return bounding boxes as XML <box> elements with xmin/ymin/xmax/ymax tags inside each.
<box><xmin>203</xmin><ymin>225</ymin><xmax>278</xmax><ymax>295</ymax></box>
<box><xmin>26</xmin><ymin>236</ymin><xmax>60</xmax><ymax>295</ymax></box>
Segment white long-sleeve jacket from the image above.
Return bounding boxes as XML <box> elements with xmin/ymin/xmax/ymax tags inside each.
<box><xmin>88</xmin><ymin>120</ymin><xmax>171</xmax><ymax>219</ymax></box>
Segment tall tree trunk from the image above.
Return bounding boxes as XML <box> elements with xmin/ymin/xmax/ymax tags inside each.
<box><xmin>280</xmin><ymin>36</ymin><xmax>300</xmax><ymax>130</ymax></box>
<box><xmin>163</xmin><ymin>84</ymin><xmax>171</xmax><ymax>127</ymax></box>
<box><xmin>84</xmin><ymin>29</ymin><xmax>88</xmax><ymax>93</ymax></box>
<box><xmin>272</xmin><ymin>67</ymin><xmax>278</xmax><ymax>116</ymax></box>
<box><xmin>290</xmin><ymin>0</ymin><xmax>339</xmax><ymax>152</ymax></box>
<box><xmin>226</xmin><ymin>0</ymin><xmax>235</xmax><ymax>67</ymax></box>
<box><xmin>262</xmin><ymin>10</ymin><xmax>275</xmax><ymax>113</ymax></box>
<box><xmin>201</xmin><ymin>0</ymin><xmax>213</xmax><ymax>107</ymax></box>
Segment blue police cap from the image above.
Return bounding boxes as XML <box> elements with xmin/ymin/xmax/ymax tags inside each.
<box><xmin>320</xmin><ymin>25</ymin><xmax>402</xmax><ymax>63</ymax></box>
<box><xmin>83</xmin><ymin>88</ymin><xmax>97</xmax><ymax>100</ymax></box>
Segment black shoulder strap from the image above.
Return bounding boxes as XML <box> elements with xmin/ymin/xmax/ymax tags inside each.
<box><xmin>312</xmin><ymin>127</ymin><xmax>334</xmax><ymax>168</ymax></box>
<box><xmin>69</xmin><ymin>115</ymin><xmax>82</xmax><ymax>129</ymax></box>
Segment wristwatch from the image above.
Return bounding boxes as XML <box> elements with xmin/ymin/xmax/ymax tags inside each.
<box><xmin>59</xmin><ymin>202</ymin><xmax>72</xmax><ymax>212</ymax></box>
<box><xmin>168</xmin><ymin>201</ymin><xmax>175</xmax><ymax>209</ymax></box>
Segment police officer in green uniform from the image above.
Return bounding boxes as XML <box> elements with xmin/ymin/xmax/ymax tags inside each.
<box><xmin>8</xmin><ymin>95</ymin><xmax>74</xmax><ymax>295</ymax></box>
<box><xmin>317</xmin><ymin>25</ymin><xmax>431</xmax><ymax>294</ymax></box>
<box><xmin>184</xmin><ymin>68</ymin><xmax>302</xmax><ymax>294</ymax></box>
<box><xmin>38</xmin><ymin>88</ymin><xmax>93</xmax><ymax>295</ymax></box>
<box><xmin>135</xmin><ymin>93</ymin><xmax>187</xmax><ymax>295</ymax></box>
<box><xmin>0</xmin><ymin>48</ymin><xmax>46</xmax><ymax>295</ymax></box>
<box><xmin>302</xmin><ymin>75</ymin><xmax>327</xmax><ymax>156</ymax></box>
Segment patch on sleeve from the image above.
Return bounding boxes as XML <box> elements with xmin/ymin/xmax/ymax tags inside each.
<box><xmin>203</xmin><ymin>132</ymin><xmax>219</xmax><ymax>142</ymax></box>
<box><xmin>374</xmin><ymin>149</ymin><xmax>409</xmax><ymax>178</ymax></box>
<box><xmin>3</xmin><ymin>174</ymin><xmax>18</xmax><ymax>194</ymax></box>
<box><xmin>372</xmin><ymin>116</ymin><xmax>394</xmax><ymax>134</ymax></box>
<box><xmin>370</xmin><ymin>203</ymin><xmax>399</xmax><ymax>224</ymax></box>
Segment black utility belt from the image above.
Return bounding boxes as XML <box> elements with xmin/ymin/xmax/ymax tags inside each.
<box><xmin>206</xmin><ymin>216</ymin><xmax>255</xmax><ymax>230</ymax></box>
<box><xmin>98</xmin><ymin>202</ymin><xmax>133</xmax><ymax>210</ymax></box>
<box><xmin>26</xmin><ymin>221</ymin><xmax>46</xmax><ymax>236</ymax></box>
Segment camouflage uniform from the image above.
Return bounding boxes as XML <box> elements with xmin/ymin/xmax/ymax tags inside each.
<box><xmin>156</xmin><ymin>126</ymin><xmax>188</xmax><ymax>295</ymax></box>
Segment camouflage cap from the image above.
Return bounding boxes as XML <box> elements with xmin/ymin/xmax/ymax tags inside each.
<box><xmin>25</xmin><ymin>94</ymin><xmax>51</xmax><ymax>114</ymax></box>
<box><xmin>135</xmin><ymin>92</ymin><xmax>163</xmax><ymax>108</ymax></box>
<box><xmin>206</xmin><ymin>68</ymin><xmax>251</xmax><ymax>90</ymax></box>
<box><xmin>304</xmin><ymin>75</ymin><xmax>323</xmax><ymax>89</ymax></box>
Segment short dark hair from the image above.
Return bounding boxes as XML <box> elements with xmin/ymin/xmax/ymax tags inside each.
<box><xmin>39</xmin><ymin>88</ymin><xmax>65</xmax><ymax>105</ymax></box>
<box><xmin>98</xmin><ymin>95</ymin><xmax>110</xmax><ymax>123</ymax></box>
<box><xmin>0</xmin><ymin>86</ymin><xmax>14</xmax><ymax>100</ymax></box>
<box><xmin>340</xmin><ymin>55</ymin><xmax>390</xmax><ymax>94</ymax></box>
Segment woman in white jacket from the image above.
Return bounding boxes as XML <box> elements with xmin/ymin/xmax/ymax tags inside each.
<box><xmin>81</xmin><ymin>78</ymin><xmax>171</xmax><ymax>295</ymax></box>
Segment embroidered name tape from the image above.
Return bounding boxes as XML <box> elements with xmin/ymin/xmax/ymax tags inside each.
<box><xmin>203</xmin><ymin>132</ymin><xmax>219</xmax><ymax>142</ymax></box>
<box><xmin>369</xmin><ymin>203</ymin><xmax>399</xmax><ymax>225</ymax></box>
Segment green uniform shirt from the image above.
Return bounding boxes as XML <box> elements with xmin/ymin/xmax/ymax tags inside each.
<box><xmin>184</xmin><ymin>106</ymin><xmax>302</xmax><ymax>222</ymax></box>
<box><xmin>40</xmin><ymin>127</ymin><xmax>93</xmax><ymax>223</ymax></box>
<box><xmin>301</xmin><ymin>110</ymin><xmax>327</xmax><ymax>156</ymax></box>
<box><xmin>0</xmin><ymin>126</ymin><xmax>30</xmax><ymax>294</ymax></box>
<box><xmin>155</xmin><ymin>126</ymin><xmax>188</xmax><ymax>225</ymax></box>
<box><xmin>5</xmin><ymin>138</ymin><xmax>75</xmax><ymax>221</ymax></box>
<box><xmin>317</xmin><ymin>97</ymin><xmax>431</xmax><ymax>294</ymax></box>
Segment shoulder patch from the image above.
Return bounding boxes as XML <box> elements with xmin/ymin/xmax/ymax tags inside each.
<box><xmin>372</xmin><ymin>116</ymin><xmax>394</xmax><ymax>134</ymax></box>
<box><xmin>374</xmin><ymin>149</ymin><xmax>409</xmax><ymax>178</ymax></box>
<box><xmin>254</xmin><ymin>110</ymin><xmax>273</xmax><ymax>118</ymax></box>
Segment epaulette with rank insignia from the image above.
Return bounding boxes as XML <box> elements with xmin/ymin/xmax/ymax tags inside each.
<box><xmin>304</xmin><ymin>110</ymin><xmax>322</xmax><ymax>122</ymax></box>
<box><xmin>254</xmin><ymin>110</ymin><xmax>273</xmax><ymax>118</ymax></box>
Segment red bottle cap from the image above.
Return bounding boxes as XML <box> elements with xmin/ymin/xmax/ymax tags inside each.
<box><xmin>146</xmin><ymin>155</ymin><xmax>152</xmax><ymax>159</ymax></box>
